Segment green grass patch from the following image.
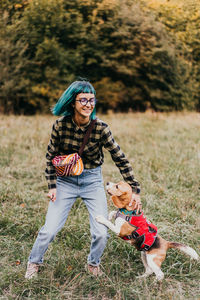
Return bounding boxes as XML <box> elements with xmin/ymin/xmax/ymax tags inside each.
<box><xmin>0</xmin><ymin>113</ymin><xmax>199</xmax><ymax>299</ymax></box>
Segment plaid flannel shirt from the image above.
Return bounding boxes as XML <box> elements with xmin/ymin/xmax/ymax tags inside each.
<box><xmin>45</xmin><ymin>116</ymin><xmax>140</xmax><ymax>193</ymax></box>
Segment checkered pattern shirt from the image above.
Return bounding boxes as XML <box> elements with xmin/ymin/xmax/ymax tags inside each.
<box><xmin>45</xmin><ymin>116</ymin><xmax>140</xmax><ymax>193</ymax></box>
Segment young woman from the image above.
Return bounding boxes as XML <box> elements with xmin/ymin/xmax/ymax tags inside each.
<box><xmin>25</xmin><ymin>79</ymin><xmax>141</xmax><ymax>279</ymax></box>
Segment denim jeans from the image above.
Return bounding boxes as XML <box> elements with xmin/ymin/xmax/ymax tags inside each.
<box><xmin>28</xmin><ymin>166</ymin><xmax>108</xmax><ymax>266</ymax></box>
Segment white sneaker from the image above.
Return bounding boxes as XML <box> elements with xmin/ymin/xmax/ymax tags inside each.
<box><xmin>25</xmin><ymin>262</ymin><xmax>39</xmax><ymax>279</ymax></box>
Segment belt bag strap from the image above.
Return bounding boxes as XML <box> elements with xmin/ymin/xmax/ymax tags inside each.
<box><xmin>78</xmin><ymin>119</ymin><xmax>96</xmax><ymax>157</ymax></box>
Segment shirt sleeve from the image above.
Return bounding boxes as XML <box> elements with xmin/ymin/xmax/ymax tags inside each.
<box><xmin>45</xmin><ymin>120</ymin><xmax>60</xmax><ymax>189</ymax></box>
<box><xmin>101</xmin><ymin>125</ymin><xmax>140</xmax><ymax>194</ymax></box>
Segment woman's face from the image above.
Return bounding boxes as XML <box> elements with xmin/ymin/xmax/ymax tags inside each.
<box><xmin>74</xmin><ymin>93</ymin><xmax>96</xmax><ymax>119</ymax></box>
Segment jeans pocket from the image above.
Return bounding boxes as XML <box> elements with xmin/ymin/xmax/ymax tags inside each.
<box><xmin>84</xmin><ymin>167</ymin><xmax>103</xmax><ymax>186</ymax></box>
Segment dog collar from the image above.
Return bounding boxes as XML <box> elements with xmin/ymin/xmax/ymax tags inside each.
<box><xmin>119</xmin><ymin>208</ymin><xmax>137</xmax><ymax>216</ymax></box>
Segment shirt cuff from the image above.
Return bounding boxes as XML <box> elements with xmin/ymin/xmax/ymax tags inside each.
<box><xmin>132</xmin><ymin>187</ymin><xmax>140</xmax><ymax>194</ymax></box>
<box><xmin>48</xmin><ymin>183</ymin><xmax>56</xmax><ymax>190</ymax></box>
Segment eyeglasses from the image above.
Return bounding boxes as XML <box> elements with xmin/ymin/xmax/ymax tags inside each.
<box><xmin>76</xmin><ymin>97</ymin><xmax>96</xmax><ymax>106</ymax></box>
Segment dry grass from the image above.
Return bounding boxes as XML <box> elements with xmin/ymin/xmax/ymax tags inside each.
<box><xmin>0</xmin><ymin>112</ymin><xmax>199</xmax><ymax>300</ymax></box>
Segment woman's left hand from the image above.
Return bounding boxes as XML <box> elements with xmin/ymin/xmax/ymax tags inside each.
<box><xmin>130</xmin><ymin>193</ymin><xmax>142</xmax><ymax>214</ymax></box>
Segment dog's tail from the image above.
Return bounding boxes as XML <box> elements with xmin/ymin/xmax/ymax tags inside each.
<box><xmin>168</xmin><ymin>242</ymin><xmax>199</xmax><ymax>260</ymax></box>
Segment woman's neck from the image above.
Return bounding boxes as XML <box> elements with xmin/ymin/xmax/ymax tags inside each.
<box><xmin>73</xmin><ymin>114</ymin><xmax>90</xmax><ymax>127</ymax></box>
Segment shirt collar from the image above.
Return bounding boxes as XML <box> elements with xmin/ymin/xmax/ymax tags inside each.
<box><xmin>72</xmin><ymin>117</ymin><xmax>91</xmax><ymax>132</ymax></box>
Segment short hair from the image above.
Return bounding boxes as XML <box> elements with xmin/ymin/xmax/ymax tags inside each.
<box><xmin>52</xmin><ymin>79</ymin><xmax>96</xmax><ymax>120</ymax></box>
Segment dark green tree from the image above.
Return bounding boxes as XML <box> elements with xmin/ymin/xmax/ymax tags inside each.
<box><xmin>0</xmin><ymin>12</ymin><xmax>31</xmax><ymax>114</ymax></box>
<box><xmin>0</xmin><ymin>0</ymin><xmax>197</xmax><ymax>113</ymax></box>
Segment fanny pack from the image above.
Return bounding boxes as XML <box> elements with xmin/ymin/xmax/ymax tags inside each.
<box><xmin>52</xmin><ymin>119</ymin><xmax>96</xmax><ymax>177</ymax></box>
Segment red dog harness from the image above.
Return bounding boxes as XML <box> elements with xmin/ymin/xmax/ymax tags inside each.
<box><xmin>116</xmin><ymin>209</ymin><xmax>157</xmax><ymax>251</ymax></box>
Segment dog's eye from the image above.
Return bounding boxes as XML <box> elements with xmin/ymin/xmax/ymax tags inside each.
<box><xmin>116</xmin><ymin>185</ymin><xmax>118</xmax><ymax>189</ymax></box>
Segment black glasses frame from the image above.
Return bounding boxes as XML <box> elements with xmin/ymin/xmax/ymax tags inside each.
<box><xmin>76</xmin><ymin>97</ymin><xmax>97</xmax><ymax>106</ymax></box>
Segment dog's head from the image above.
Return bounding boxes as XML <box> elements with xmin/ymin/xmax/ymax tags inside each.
<box><xmin>106</xmin><ymin>181</ymin><xmax>133</xmax><ymax>209</ymax></box>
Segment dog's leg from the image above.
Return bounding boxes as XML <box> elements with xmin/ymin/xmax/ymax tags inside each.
<box><xmin>146</xmin><ymin>253</ymin><xmax>164</xmax><ymax>281</ymax></box>
<box><xmin>139</xmin><ymin>252</ymin><xmax>153</xmax><ymax>278</ymax></box>
<box><xmin>95</xmin><ymin>215</ymin><xmax>121</xmax><ymax>235</ymax></box>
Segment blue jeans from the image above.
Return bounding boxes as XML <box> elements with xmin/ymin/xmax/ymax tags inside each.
<box><xmin>28</xmin><ymin>166</ymin><xmax>108</xmax><ymax>266</ymax></box>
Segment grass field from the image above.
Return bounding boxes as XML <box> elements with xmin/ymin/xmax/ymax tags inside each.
<box><xmin>0</xmin><ymin>113</ymin><xmax>199</xmax><ymax>300</ymax></box>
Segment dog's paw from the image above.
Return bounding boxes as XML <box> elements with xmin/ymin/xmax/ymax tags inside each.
<box><xmin>137</xmin><ymin>270</ymin><xmax>153</xmax><ymax>279</ymax></box>
<box><xmin>95</xmin><ymin>215</ymin><xmax>107</xmax><ymax>224</ymax></box>
<box><xmin>108</xmin><ymin>211</ymin><xmax>116</xmax><ymax>221</ymax></box>
<box><xmin>156</xmin><ymin>272</ymin><xmax>164</xmax><ymax>281</ymax></box>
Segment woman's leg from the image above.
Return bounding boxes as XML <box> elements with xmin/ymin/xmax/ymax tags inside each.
<box><xmin>28</xmin><ymin>178</ymin><xmax>77</xmax><ymax>264</ymax></box>
<box><xmin>80</xmin><ymin>168</ymin><xmax>108</xmax><ymax>266</ymax></box>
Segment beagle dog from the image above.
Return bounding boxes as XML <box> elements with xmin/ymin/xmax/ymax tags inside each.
<box><xmin>96</xmin><ymin>181</ymin><xmax>199</xmax><ymax>280</ymax></box>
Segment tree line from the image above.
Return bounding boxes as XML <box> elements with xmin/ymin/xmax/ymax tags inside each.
<box><xmin>0</xmin><ymin>0</ymin><xmax>199</xmax><ymax>114</ymax></box>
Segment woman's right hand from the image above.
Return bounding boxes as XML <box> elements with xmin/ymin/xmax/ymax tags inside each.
<box><xmin>47</xmin><ymin>188</ymin><xmax>57</xmax><ymax>202</ymax></box>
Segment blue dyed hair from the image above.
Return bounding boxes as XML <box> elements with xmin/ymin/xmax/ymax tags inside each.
<box><xmin>52</xmin><ymin>79</ymin><xmax>96</xmax><ymax>120</ymax></box>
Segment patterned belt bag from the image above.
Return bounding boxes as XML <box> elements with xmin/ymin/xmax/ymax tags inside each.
<box><xmin>52</xmin><ymin>119</ymin><xmax>96</xmax><ymax>177</ymax></box>
<box><xmin>52</xmin><ymin>153</ymin><xmax>83</xmax><ymax>176</ymax></box>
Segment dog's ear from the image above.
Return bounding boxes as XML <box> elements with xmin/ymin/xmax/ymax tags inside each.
<box><xmin>112</xmin><ymin>195</ymin><xmax>118</xmax><ymax>202</ymax></box>
<box><xmin>112</xmin><ymin>195</ymin><xmax>122</xmax><ymax>208</ymax></box>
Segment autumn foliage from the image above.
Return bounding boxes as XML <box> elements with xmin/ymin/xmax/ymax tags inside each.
<box><xmin>0</xmin><ymin>0</ymin><xmax>199</xmax><ymax>114</ymax></box>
